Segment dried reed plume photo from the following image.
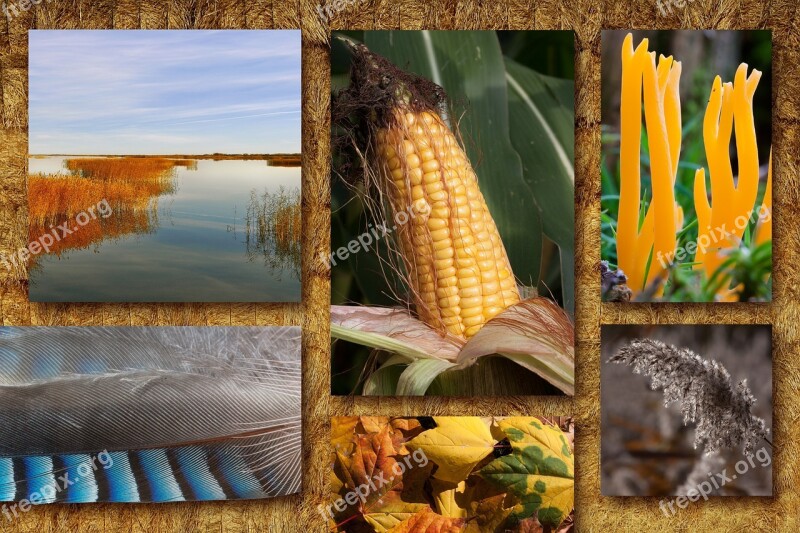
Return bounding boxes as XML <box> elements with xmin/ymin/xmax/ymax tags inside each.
<box><xmin>330</xmin><ymin>30</ymin><xmax>575</xmax><ymax>397</ymax></box>
<box><xmin>25</xmin><ymin>30</ymin><xmax>301</xmax><ymax>302</ymax></box>
<box><xmin>601</xmin><ymin>325</ymin><xmax>772</xmax><ymax>497</ymax></box>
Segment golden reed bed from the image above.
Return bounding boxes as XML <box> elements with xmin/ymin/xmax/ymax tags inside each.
<box><xmin>28</xmin><ymin>157</ymin><xmax>182</xmax><ymax>224</ymax></box>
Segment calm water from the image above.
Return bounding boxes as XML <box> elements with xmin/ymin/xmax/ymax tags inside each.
<box><xmin>28</xmin><ymin>157</ymin><xmax>301</xmax><ymax>302</ymax></box>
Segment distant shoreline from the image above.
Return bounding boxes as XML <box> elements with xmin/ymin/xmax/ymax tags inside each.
<box><xmin>29</xmin><ymin>153</ymin><xmax>301</xmax><ymax>159</ymax></box>
<box><xmin>29</xmin><ymin>153</ymin><xmax>302</xmax><ymax>167</ymax></box>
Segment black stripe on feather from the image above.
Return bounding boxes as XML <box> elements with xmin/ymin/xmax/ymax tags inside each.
<box><xmin>93</xmin><ymin>455</ymin><xmax>111</xmax><ymax>503</ymax></box>
<box><xmin>207</xmin><ymin>450</ymin><xmax>236</xmax><ymax>500</ymax></box>
<box><xmin>166</xmin><ymin>449</ymin><xmax>193</xmax><ymax>501</ymax></box>
<box><xmin>12</xmin><ymin>458</ymin><xmax>26</xmax><ymax>502</ymax></box>
<box><xmin>127</xmin><ymin>451</ymin><xmax>151</xmax><ymax>503</ymax></box>
<box><xmin>50</xmin><ymin>456</ymin><xmax>68</xmax><ymax>503</ymax></box>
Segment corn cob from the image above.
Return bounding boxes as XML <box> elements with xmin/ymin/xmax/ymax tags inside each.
<box><xmin>374</xmin><ymin>109</ymin><xmax>520</xmax><ymax>338</ymax></box>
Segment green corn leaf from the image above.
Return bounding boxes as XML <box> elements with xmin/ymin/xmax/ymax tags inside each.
<box><xmin>397</xmin><ymin>358</ymin><xmax>458</xmax><ymax>396</ymax></box>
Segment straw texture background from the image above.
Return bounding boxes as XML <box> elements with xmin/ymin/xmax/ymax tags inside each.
<box><xmin>0</xmin><ymin>0</ymin><xmax>796</xmax><ymax>531</ymax></box>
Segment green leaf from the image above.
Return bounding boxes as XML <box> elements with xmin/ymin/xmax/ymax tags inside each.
<box><xmin>332</xmin><ymin>323</ymin><xmax>428</xmax><ymax>362</ymax></box>
<box><xmin>330</xmin><ymin>182</ymin><xmax>395</xmax><ymax>307</ymax></box>
<box><xmin>506</xmin><ymin>59</ymin><xmax>575</xmax><ymax>179</ymax></box>
<box><xmin>479</xmin><ymin>418</ymin><xmax>574</xmax><ymax>528</ymax></box>
<box><xmin>396</xmin><ymin>358</ymin><xmax>458</xmax><ymax>396</ymax></box>
<box><xmin>365</xmin><ymin>30</ymin><xmax>543</xmax><ymax>288</ymax></box>
<box><xmin>558</xmin><ymin>246</ymin><xmax>575</xmax><ymax>319</ymax></box>
<box><xmin>428</xmin><ymin>357</ymin><xmax>564</xmax><ymax>396</ymax></box>
<box><xmin>504</xmin><ymin>58</ymin><xmax>575</xmax><ymax>314</ymax></box>
<box><xmin>363</xmin><ymin>356</ymin><xmax>408</xmax><ymax>396</ymax></box>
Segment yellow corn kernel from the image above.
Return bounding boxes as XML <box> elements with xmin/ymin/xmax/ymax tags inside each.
<box><xmin>376</xmin><ymin>109</ymin><xmax>520</xmax><ymax>338</ymax></box>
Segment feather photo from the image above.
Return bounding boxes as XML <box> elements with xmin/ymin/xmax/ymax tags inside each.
<box><xmin>0</xmin><ymin>326</ymin><xmax>301</xmax><ymax>505</ymax></box>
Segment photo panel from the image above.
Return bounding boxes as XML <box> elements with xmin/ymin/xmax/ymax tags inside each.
<box><xmin>329</xmin><ymin>30</ymin><xmax>576</xmax><ymax>397</ymax></box>
<box><xmin>600</xmin><ymin>30</ymin><xmax>772</xmax><ymax>303</ymax></box>
<box><xmin>601</xmin><ymin>324</ymin><xmax>773</xmax><ymax>499</ymax></box>
<box><xmin>0</xmin><ymin>326</ymin><xmax>301</xmax><ymax>504</ymax></box>
<box><xmin>329</xmin><ymin>416</ymin><xmax>574</xmax><ymax>532</ymax></box>
<box><xmin>25</xmin><ymin>30</ymin><xmax>302</xmax><ymax>303</ymax></box>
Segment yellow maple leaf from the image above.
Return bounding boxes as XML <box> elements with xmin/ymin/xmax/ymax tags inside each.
<box><xmin>431</xmin><ymin>479</ymin><xmax>468</xmax><ymax>518</ymax></box>
<box><xmin>407</xmin><ymin>417</ymin><xmax>495</xmax><ymax>483</ymax></box>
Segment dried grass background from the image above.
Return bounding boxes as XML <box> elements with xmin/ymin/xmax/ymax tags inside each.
<box><xmin>0</xmin><ymin>0</ymin><xmax>797</xmax><ymax>531</ymax></box>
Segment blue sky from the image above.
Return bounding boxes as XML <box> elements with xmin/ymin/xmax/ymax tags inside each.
<box><xmin>29</xmin><ymin>30</ymin><xmax>301</xmax><ymax>155</ymax></box>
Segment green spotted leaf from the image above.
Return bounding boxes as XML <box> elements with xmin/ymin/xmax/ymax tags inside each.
<box><xmin>478</xmin><ymin>417</ymin><xmax>574</xmax><ymax>528</ymax></box>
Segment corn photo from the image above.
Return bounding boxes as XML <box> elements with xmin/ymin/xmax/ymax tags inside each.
<box><xmin>330</xmin><ymin>31</ymin><xmax>575</xmax><ymax>397</ymax></box>
<box><xmin>601</xmin><ymin>31</ymin><xmax>772</xmax><ymax>303</ymax></box>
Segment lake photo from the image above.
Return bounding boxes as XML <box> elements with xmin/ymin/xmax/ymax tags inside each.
<box><xmin>26</xmin><ymin>31</ymin><xmax>302</xmax><ymax>302</ymax></box>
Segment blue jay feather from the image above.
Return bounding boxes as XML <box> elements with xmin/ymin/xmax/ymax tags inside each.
<box><xmin>0</xmin><ymin>326</ymin><xmax>301</xmax><ymax>503</ymax></box>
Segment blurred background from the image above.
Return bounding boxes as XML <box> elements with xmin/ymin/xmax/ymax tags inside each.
<box><xmin>331</xmin><ymin>31</ymin><xmax>575</xmax><ymax>395</ymax></box>
<box><xmin>600</xmin><ymin>30</ymin><xmax>772</xmax><ymax>301</ymax></box>
<box><xmin>601</xmin><ymin>325</ymin><xmax>772</xmax><ymax>496</ymax></box>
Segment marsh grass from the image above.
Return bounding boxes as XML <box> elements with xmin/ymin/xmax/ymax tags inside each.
<box><xmin>244</xmin><ymin>186</ymin><xmax>301</xmax><ymax>276</ymax></box>
<box><xmin>26</xmin><ymin>157</ymin><xmax>185</xmax><ymax>272</ymax></box>
<box><xmin>29</xmin><ymin>157</ymin><xmax>184</xmax><ymax>226</ymax></box>
<box><xmin>64</xmin><ymin>157</ymin><xmax>181</xmax><ymax>182</ymax></box>
<box><xmin>265</xmin><ymin>155</ymin><xmax>302</xmax><ymax>167</ymax></box>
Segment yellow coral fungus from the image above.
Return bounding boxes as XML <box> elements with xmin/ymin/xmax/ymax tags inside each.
<box><xmin>616</xmin><ymin>34</ymin><xmax>683</xmax><ymax>296</ymax></box>
<box><xmin>693</xmin><ymin>64</ymin><xmax>764</xmax><ymax>297</ymax></box>
<box><xmin>606</xmin><ymin>32</ymin><xmax>771</xmax><ymax>302</ymax></box>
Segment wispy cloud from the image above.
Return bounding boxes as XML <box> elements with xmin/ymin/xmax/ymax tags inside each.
<box><xmin>29</xmin><ymin>30</ymin><xmax>301</xmax><ymax>155</ymax></box>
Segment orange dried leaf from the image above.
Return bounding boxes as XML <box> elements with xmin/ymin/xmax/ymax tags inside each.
<box><xmin>391</xmin><ymin>417</ymin><xmax>423</xmax><ymax>436</ymax></box>
<box><xmin>387</xmin><ymin>507</ymin><xmax>466</xmax><ymax>533</ymax></box>
<box><xmin>464</xmin><ymin>493</ymin><xmax>513</xmax><ymax>533</ymax></box>
<box><xmin>332</xmin><ymin>424</ymin><xmax>434</xmax><ymax>532</ymax></box>
<box><xmin>360</xmin><ymin>416</ymin><xmax>392</xmax><ymax>434</ymax></box>
<box><xmin>333</xmin><ymin>417</ymin><xmax>361</xmax><ymax>455</ymax></box>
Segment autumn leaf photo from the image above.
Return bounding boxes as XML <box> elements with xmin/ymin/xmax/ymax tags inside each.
<box><xmin>328</xmin><ymin>416</ymin><xmax>574</xmax><ymax>533</ymax></box>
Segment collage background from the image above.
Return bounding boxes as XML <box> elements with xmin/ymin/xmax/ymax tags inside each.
<box><xmin>0</xmin><ymin>0</ymin><xmax>796</xmax><ymax>531</ymax></box>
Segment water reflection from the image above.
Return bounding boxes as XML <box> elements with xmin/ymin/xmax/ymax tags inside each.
<box><xmin>28</xmin><ymin>157</ymin><xmax>181</xmax><ymax>266</ymax></box>
<box><xmin>238</xmin><ymin>186</ymin><xmax>302</xmax><ymax>280</ymax></box>
<box><xmin>27</xmin><ymin>157</ymin><xmax>302</xmax><ymax>302</ymax></box>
